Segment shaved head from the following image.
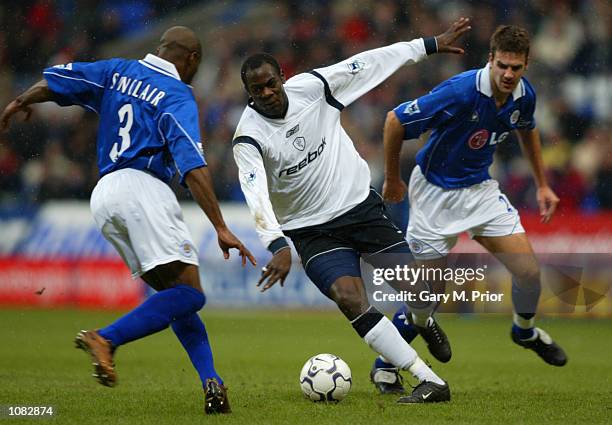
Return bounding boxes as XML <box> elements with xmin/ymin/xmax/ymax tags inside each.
<box><xmin>156</xmin><ymin>26</ymin><xmax>202</xmax><ymax>84</ymax></box>
<box><xmin>159</xmin><ymin>26</ymin><xmax>202</xmax><ymax>57</ymax></box>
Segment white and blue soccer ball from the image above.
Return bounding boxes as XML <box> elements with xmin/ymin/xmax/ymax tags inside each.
<box><xmin>299</xmin><ymin>353</ymin><xmax>352</xmax><ymax>402</ymax></box>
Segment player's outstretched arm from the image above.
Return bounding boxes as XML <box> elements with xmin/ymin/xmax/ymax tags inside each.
<box><xmin>312</xmin><ymin>17</ymin><xmax>470</xmax><ymax>109</ymax></box>
<box><xmin>516</xmin><ymin>128</ymin><xmax>559</xmax><ymax>223</ymax></box>
<box><xmin>382</xmin><ymin>111</ymin><xmax>408</xmax><ymax>203</ymax></box>
<box><xmin>434</xmin><ymin>17</ymin><xmax>471</xmax><ymax>55</ymax></box>
<box><xmin>0</xmin><ymin>79</ymin><xmax>54</xmax><ymax>132</ymax></box>
<box><xmin>185</xmin><ymin>167</ymin><xmax>256</xmax><ymax>266</ymax></box>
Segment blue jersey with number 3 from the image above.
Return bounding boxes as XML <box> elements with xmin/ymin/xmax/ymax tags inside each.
<box><xmin>393</xmin><ymin>65</ymin><xmax>536</xmax><ymax>189</ymax></box>
<box><xmin>43</xmin><ymin>54</ymin><xmax>206</xmax><ymax>184</ymax></box>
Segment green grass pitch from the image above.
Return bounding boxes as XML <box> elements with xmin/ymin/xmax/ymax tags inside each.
<box><xmin>1</xmin><ymin>309</ymin><xmax>611</xmax><ymax>424</ymax></box>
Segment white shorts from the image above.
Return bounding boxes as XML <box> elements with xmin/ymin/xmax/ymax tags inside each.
<box><xmin>90</xmin><ymin>168</ymin><xmax>199</xmax><ymax>278</ymax></box>
<box><xmin>407</xmin><ymin>166</ymin><xmax>524</xmax><ymax>259</ymax></box>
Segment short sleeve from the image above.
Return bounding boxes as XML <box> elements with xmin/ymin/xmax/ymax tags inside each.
<box><xmin>158</xmin><ymin>94</ymin><xmax>206</xmax><ymax>185</ymax></box>
<box><xmin>43</xmin><ymin>60</ymin><xmax>116</xmax><ymax>113</ymax></box>
<box><xmin>393</xmin><ymin>79</ymin><xmax>465</xmax><ymax>140</ymax></box>
<box><xmin>516</xmin><ymin>80</ymin><xmax>537</xmax><ymax>130</ymax></box>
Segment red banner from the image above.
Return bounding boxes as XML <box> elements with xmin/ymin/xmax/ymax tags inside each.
<box><xmin>0</xmin><ymin>212</ymin><xmax>609</xmax><ymax>309</ymax></box>
<box><xmin>456</xmin><ymin>212</ymin><xmax>612</xmax><ymax>253</ymax></box>
<box><xmin>0</xmin><ymin>258</ymin><xmax>144</xmax><ymax>309</ymax></box>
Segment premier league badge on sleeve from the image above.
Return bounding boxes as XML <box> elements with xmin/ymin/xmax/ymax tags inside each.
<box><xmin>404</xmin><ymin>100</ymin><xmax>420</xmax><ymax>115</ymax></box>
<box><xmin>510</xmin><ymin>110</ymin><xmax>520</xmax><ymax>125</ymax></box>
<box><xmin>53</xmin><ymin>63</ymin><xmax>73</xmax><ymax>70</ymax></box>
<box><xmin>243</xmin><ymin>169</ymin><xmax>257</xmax><ymax>186</ymax></box>
<box><xmin>346</xmin><ymin>59</ymin><xmax>365</xmax><ymax>74</ymax></box>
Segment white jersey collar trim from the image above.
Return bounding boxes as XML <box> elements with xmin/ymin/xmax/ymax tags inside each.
<box><xmin>140</xmin><ymin>54</ymin><xmax>181</xmax><ymax>81</ymax></box>
<box><xmin>476</xmin><ymin>64</ymin><xmax>525</xmax><ymax>101</ymax></box>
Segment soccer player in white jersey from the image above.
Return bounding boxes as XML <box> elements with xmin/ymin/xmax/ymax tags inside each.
<box><xmin>232</xmin><ymin>19</ymin><xmax>471</xmax><ymax>403</ymax></box>
<box><xmin>1</xmin><ymin>26</ymin><xmax>255</xmax><ymax>414</ymax></box>
<box><xmin>382</xmin><ymin>25</ymin><xmax>567</xmax><ymax>369</ymax></box>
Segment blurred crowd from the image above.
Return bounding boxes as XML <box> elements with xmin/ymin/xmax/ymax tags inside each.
<box><xmin>0</xmin><ymin>0</ymin><xmax>610</xmax><ymax>212</ymax></box>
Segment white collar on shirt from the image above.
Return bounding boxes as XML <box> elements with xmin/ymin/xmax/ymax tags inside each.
<box><xmin>139</xmin><ymin>54</ymin><xmax>181</xmax><ymax>81</ymax></box>
<box><xmin>476</xmin><ymin>63</ymin><xmax>525</xmax><ymax>101</ymax></box>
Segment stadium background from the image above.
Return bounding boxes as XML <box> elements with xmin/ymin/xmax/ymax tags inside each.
<box><xmin>0</xmin><ymin>2</ymin><xmax>611</xmax><ymax>424</ymax></box>
<box><xmin>0</xmin><ymin>0</ymin><xmax>610</xmax><ymax>313</ymax></box>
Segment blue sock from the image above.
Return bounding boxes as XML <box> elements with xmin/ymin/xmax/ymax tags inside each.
<box><xmin>374</xmin><ymin>356</ymin><xmax>395</xmax><ymax>369</ymax></box>
<box><xmin>393</xmin><ymin>305</ymin><xmax>419</xmax><ymax>343</ymax></box>
<box><xmin>375</xmin><ymin>305</ymin><xmax>419</xmax><ymax>369</ymax></box>
<box><xmin>98</xmin><ymin>284</ymin><xmax>205</xmax><ymax>347</ymax></box>
<box><xmin>512</xmin><ymin>324</ymin><xmax>536</xmax><ymax>340</ymax></box>
<box><xmin>171</xmin><ymin>312</ymin><xmax>223</xmax><ymax>386</ymax></box>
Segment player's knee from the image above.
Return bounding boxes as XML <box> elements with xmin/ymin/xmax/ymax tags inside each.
<box><xmin>195</xmin><ymin>290</ymin><xmax>206</xmax><ymax>310</ymax></box>
<box><xmin>175</xmin><ymin>284</ymin><xmax>206</xmax><ymax>312</ymax></box>
<box><xmin>513</xmin><ymin>265</ymin><xmax>540</xmax><ymax>285</ymax></box>
<box><xmin>330</xmin><ymin>278</ymin><xmax>367</xmax><ymax>317</ymax></box>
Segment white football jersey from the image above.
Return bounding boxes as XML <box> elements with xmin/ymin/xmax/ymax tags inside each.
<box><xmin>233</xmin><ymin>38</ymin><xmax>432</xmax><ymax>249</ymax></box>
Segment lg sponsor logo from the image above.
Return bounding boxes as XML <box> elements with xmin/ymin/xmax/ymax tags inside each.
<box><xmin>467</xmin><ymin>130</ymin><xmax>509</xmax><ymax>149</ymax></box>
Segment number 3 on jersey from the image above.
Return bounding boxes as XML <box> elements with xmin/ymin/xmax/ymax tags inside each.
<box><xmin>109</xmin><ymin>103</ymin><xmax>133</xmax><ymax>162</ymax></box>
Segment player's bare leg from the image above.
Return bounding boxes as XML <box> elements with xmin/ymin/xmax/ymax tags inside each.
<box><xmin>327</xmin><ymin>276</ymin><xmax>450</xmax><ymax>403</ymax></box>
<box><xmin>475</xmin><ymin>233</ymin><xmax>567</xmax><ymax>366</ymax></box>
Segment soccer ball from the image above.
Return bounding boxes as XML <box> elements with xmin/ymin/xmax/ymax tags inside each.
<box><xmin>299</xmin><ymin>353</ymin><xmax>352</xmax><ymax>402</ymax></box>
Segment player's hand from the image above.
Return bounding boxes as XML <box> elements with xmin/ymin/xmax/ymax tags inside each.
<box><xmin>536</xmin><ymin>186</ymin><xmax>559</xmax><ymax>224</ymax></box>
<box><xmin>257</xmin><ymin>248</ymin><xmax>291</xmax><ymax>292</ymax></box>
<box><xmin>434</xmin><ymin>17</ymin><xmax>471</xmax><ymax>55</ymax></box>
<box><xmin>382</xmin><ymin>178</ymin><xmax>408</xmax><ymax>203</ymax></box>
<box><xmin>216</xmin><ymin>227</ymin><xmax>257</xmax><ymax>266</ymax></box>
<box><xmin>0</xmin><ymin>98</ymin><xmax>32</xmax><ymax>132</ymax></box>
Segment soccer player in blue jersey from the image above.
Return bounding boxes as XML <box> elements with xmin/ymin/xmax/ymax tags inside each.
<box><xmin>376</xmin><ymin>25</ymin><xmax>567</xmax><ymax>378</ymax></box>
<box><xmin>0</xmin><ymin>26</ymin><xmax>255</xmax><ymax>414</ymax></box>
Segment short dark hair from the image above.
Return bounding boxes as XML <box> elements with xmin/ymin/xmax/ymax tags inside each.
<box><xmin>240</xmin><ymin>53</ymin><xmax>282</xmax><ymax>88</ymax></box>
<box><xmin>490</xmin><ymin>25</ymin><xmax>530</xmax><ymax>58</ymax></box>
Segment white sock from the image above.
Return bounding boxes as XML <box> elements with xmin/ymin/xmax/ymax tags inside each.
<box><xmin>363</xmin><ymin>316</ymin><xmax>417</xmax><ymax>369</ymax></box>
<box><xmin>378</xmin><ymin>355</ymin><xmax>391</xmax><ymax>364</ymax></box>
<box><xmin>408</xmin><ymin>357</ymin><xmax>445</xmax><ymax>385</ymax></box>
<box><xmin>513</xmin><ymin>312</ymin><xmax>535</xmax><ymax>329</ymax></box>
<box><xmin>365</xmin><ymin>317</ymin><xmax>445</xmax><ymax>385</ymax></box>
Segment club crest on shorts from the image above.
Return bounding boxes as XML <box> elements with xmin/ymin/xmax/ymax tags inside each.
<box><xmin>180</xmin><ymin>241</ymin><xmax>194</xmax><ymax>258</ymax></box>
<box><xmin>510</xmin><ymin>110</ymin><xmax>520</xmax><ymax>125</ymax></box>
<box><xmin>293</xmin><ymin>137</ymin><xmax>306</xmax><ymax>151</ymax></box>
<box><xmin>409</xmin><ymin>239</ymin><xmax>424</xmax><ymax>254</ymax></box>
<box><xmin>467</xmin><ymin>129</ymin><xmax>490</xmax><ymax>150</ymax></box>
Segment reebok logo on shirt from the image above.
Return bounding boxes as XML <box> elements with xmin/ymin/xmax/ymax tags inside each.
<box><xmin>278</xmin><ymin>138</ymin><xmax>326</xmax><ymax>177</ymax></box>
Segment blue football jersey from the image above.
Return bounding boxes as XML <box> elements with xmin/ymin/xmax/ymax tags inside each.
<box><xmin>394</xmin><ymin>65</ymin><xmax>536</xmax><ymax>189</ymax></box>
<box><xmin>43</xmin><ymin>54</ymin><xmax>206</xmax><ymax>185</ymax></box>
